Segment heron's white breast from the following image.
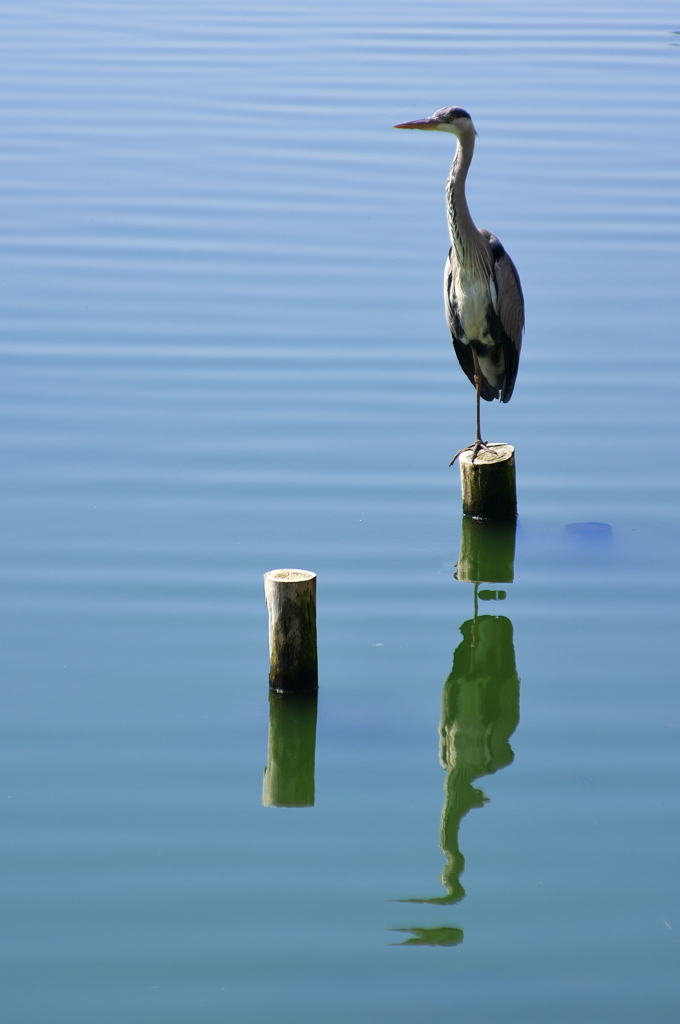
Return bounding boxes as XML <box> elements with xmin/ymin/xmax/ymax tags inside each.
<box><xmin>451</xmin><ymin>267</ymin><xmax>496</xmax><ymax>348</ymax></box>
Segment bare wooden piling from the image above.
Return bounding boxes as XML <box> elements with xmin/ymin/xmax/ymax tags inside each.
<box><xmin>459</xmin><ymin>444</ymin><xmax>516</xmax><ymax>520</ymax></box>
<box><xmin>264</xmin><ymin>569</ymin><xmax>318</xmax><ymax>693</ymax></box>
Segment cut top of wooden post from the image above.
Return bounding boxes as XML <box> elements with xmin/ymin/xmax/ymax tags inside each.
<box><xmin>265</xmin><ymin>569</ymin><xmax>316</xmax><ymax>584</ymax></box>
<box><xmin>459</xmin><ymin>443</ymin><xmax>514</xmax><ymax>467</ymax></box>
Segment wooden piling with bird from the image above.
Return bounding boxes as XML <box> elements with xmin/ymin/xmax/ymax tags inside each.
<box><xmin>264</xmin><ymin>569</ymin><xmax>318</xmax><ymax>693</ymax></box>
<box><xmin>459</xmin><ymin>444</ymin><xmax>516</xmax><ymax>520</ymax></box>
<box><xmin>394</xmin><ymin>108</ymin><xmax>524</xmax><ymax>519</ymax></box>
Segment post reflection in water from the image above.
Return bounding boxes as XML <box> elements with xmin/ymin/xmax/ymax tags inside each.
<box><xmin>393</xmin><ymin>517</ymin><xmax>520</xmax><ymax>945</ymax></box>
<box><xmin>262</xmin><ymin>691</ymin><xmax>318</xmax><ymax>808</ymax></box>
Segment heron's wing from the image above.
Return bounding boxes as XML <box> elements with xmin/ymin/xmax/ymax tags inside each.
<box><xmin>484</xmin><ymin>232</ymin><xmax>524</xmax><ymax>403</ymax></box>
<box><xmin>444</xmin><ymin>247</ymin><xmax>499</xmax><ymax>402</ymax></box>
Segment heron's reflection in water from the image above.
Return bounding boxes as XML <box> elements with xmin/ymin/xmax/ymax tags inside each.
<box><xmin>393</xmin><ymin>518</ymin><xmax>520</xmax><ymax>945</ymax></box>
<box><xmin>437</xmin><ymin>597</ymin><xmax>519</xmax><ymax>904</ymax></box>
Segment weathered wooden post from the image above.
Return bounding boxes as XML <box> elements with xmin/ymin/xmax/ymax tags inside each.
<box><xmin>262</xmin><ymin>691</ymin><xmax>318</xmax><ymax>808</ymax></box>
<box><xmin>459</xmin><ymin>444</ymin><xmax>516</xmax><ymax>520</ymax></box>
<box><xmin>264</xmin><ymin>569</ymin><xmax>318</xmax><ymax>693</ymax></box>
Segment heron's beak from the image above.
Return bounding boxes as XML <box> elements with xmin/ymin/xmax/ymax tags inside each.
<box><xmin>393</xmin><ymin>118</ymin><xmax>440</xmax><ymax>130</ymax></box>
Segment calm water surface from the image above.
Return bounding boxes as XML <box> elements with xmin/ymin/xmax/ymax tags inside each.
<box><xmin>1</xmin><ymin>0</ymin><xmax>679</xmax><ymax>1020</ymax></box>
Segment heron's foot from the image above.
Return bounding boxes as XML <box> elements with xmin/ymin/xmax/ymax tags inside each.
<box><xmin>449</xmin><ymin>440</ymin><xmax>498</xmax><ymax>467</ymax></box>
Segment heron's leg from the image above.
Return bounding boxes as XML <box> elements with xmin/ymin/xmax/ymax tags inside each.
<box><xmin>472</xmin><ymin>347</ymin><xmax>483</xmax><ymax>443</ymax></box>
<box><xmin>449</xmin><ymin>347</ymin><xmax>499</xmax><ymax>467</ymax></box>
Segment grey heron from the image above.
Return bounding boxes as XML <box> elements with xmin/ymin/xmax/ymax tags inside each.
<box><xmin>394</xmin><ymin>107</ymin><xmax>524</xmax><ymax>465</ymax></box>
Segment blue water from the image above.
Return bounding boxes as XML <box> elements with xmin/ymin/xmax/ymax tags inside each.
<box><xmin>0</xmin><ymin>0</ymin><xmax>679</xmax><ymax>1020</ymax></box>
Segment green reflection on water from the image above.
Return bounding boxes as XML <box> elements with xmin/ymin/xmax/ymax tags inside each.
<box><xmin>390</xmin><ymin>926</ymin><xmax>464</xmax><ymax>947</ymax></box>
<box><xmin>395</xmin><ymin>519</ymin><xmax>520</xmax><ymax>942</ymax></box>
<box><xmin>436</xmin><ymin>608</ymin><xmax>520</xmax><ymax>904</ymax></box>
<box><xmin>455</xmin><ymin>517</ymin><xmax>517</xmax><ymax>585</ymax></box>
<box><xmin>262</xmin><ymin>691</ymin><xmax>318</xmax><ymax>808</ymax></box>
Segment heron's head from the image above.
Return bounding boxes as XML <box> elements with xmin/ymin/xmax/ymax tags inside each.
<box><xmin>394</xmin><ymin>107</ymin><xmax>477</xmax><ymax>138</ymax></box>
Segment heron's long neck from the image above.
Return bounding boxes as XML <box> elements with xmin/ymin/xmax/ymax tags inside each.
<box><xmin>446</xmin><ymin>134</ymin><xmax>490</xmax><ymax>277</ymax></box>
